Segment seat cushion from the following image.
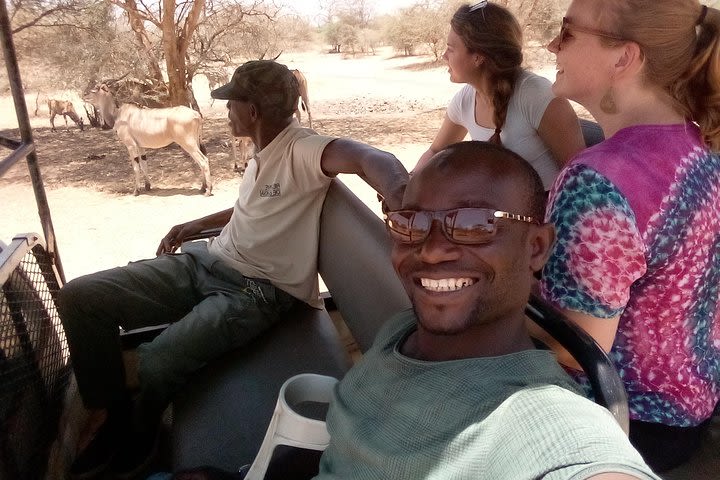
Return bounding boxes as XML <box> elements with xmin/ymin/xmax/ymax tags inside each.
<box><xmin>171</xmin><ymin>305</ymin><xmax>350</xmax><ymax>471</ymax></box>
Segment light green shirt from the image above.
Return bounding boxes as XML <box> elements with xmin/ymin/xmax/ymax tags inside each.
<box><xmin>315</xmin><ymin>310</ymin><xmax>660</xmax><ymax>479</ymax></box>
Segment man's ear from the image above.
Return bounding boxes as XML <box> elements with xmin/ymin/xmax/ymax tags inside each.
<box><xmin>248</xmin><ymin>102</ymin><xmax>260</xmax><ymax>121</ymax></box>
<box><xmin>529</xmin><ymin>223</ymin><xmax>556</xmax><ymax>273</ymax></box>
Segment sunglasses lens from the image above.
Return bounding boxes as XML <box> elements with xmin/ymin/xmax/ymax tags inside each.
<box><xmin>386</xmin><ymin>211</ymin><xmax>429</xmax><ymax>245</ymax></box>
<box><xmin>446</xmin><ymin>209</ymin><xmax>495</xmax><ymax>244</ymax></box>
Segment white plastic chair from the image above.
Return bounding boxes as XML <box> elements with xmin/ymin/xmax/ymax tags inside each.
<box><xmin>243</xmin><ymin>373</ymin><xmax>338</xmax><ymax>480</ymax></box>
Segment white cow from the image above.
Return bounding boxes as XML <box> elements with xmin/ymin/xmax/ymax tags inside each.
<box><xmin>85</xmin><ymin>85</ymin><xmax>212</xmax><ymax>196</ymax></box>
<box><xmin>231</xmin><ymin>135</ymin><xmax>255</xmax><ymax>174</ymax></box>
<box><xmin>291</xmin><ymin>69</ymin><xmax>312</xmax><ymax>128</ymax></box>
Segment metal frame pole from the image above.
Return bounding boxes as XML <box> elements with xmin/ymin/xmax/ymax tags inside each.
<box><xmin>0</xmin><ymin>0</ymin><xmax>65</xmax><ymax>282</ymax></box>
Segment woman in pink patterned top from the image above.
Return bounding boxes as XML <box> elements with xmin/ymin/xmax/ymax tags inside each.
<box><xmin>534</xmin><ymin>0</ymin><xmax>720</xmax><ymax>473</ymax></box>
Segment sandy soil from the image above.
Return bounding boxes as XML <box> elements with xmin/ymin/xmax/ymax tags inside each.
<box><xmin>0</xmin><ymin>47</ymin><xmax>556</xmax><ymax>282</ymax></box>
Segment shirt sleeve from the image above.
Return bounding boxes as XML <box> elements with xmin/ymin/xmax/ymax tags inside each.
<box><xmin>514</xmin><ymin>71</ymin><xmax>555</xmax><ymax>129</ymax></box>
<box><xmin>290</xmin><ymin>133</ymin><xmax>336</xmax><ymax>190</ymax></box>
<box><xmin>545</xmin><ymin>463</ymin><xmax>661</xmax><ymax>480</ymax></box>
<box><xmin>446</xmin><ymin>85</ymin><xmax>472</xmax><ymax>126</ymax></box>
<box><xmin>541</xmin><ymin>164</ymin><xmax>647</xmax><ymax>318</ymax></box>
<box><xmin>502</xmin><ymin>388</ymin><xmax>660</xmax><ymax>480</ymax></box>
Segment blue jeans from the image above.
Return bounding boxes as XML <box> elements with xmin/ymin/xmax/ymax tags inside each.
<box><xmin>57</xmin><ymin>242</ymin><xmax>298</xmax><ymax>423</ymax></box>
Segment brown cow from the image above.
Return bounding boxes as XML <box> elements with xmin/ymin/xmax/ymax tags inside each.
<box><xmin>47</xmin><ymin>99</ymin><xmax>84</xmax><ymax>132</ymax></box>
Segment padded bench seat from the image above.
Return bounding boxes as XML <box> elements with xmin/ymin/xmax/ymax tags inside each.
<box><xmin>171</xmin><ymin>303</ymin><xmax>349</xmax><ymax>470</ymax></box>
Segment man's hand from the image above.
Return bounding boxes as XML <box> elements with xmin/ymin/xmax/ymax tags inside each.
<box><xmin>156</xmin><ymin>221</ymin><xmax>204</xmax><ymax>256</ymax></box>
<box><xmin>379</xmin><ymin>182</ymin><xmax>406</xmax><ymax>212</ymax></box>
<box><xmin>156</xmin><ymin>208</ymin><xmax>234</xmax><ymax>256</ymax></box>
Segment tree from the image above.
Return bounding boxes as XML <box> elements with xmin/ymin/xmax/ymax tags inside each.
<box><xmin>415</xmin><ymin>1</ymin><xmax>456</xmax><ymax>61</ymax></box>
<box><xmin>5</xmin><ymin>0</ymin><xmax>144</xmax><ymax>93</ymax></box>
<box><xmin>320</xmin><ymin>0</ymin><xmax>378</xmax><ymax>54</ymax></box>
<box><xmin>104</xmin><ymin>0</ymin><xmax>282</xmax><ymax>107</ymax></box>
<box><xmin>110</xmin><ymin>0</ymin><xmax>198</xmax><ymax>106</ymax></box>
<box><xmin>383</xmin><ymin>6</ymin><xmax>423</xmax><ymax>56</ymax></box>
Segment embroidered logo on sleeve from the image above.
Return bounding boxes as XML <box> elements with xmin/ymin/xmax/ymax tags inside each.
<box><xmin>260</xmin><ymin>183</ymin><xmax>281</xmax><ymax>197</ymax></box>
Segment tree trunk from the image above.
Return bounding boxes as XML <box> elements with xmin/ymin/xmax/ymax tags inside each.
<box><xmin>124</xmin><ymin>0</ymin><xmax>164</xmax><ymax>84</ymax></box>
<box><xmin>162</xmin><ymin>0</ymin><xmax>205</xmax><ymax>107</ymax></box>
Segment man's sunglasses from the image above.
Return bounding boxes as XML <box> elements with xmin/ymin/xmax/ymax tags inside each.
<box><xmin>558</xmin><ymin>17</ymin><xmax>625</xmax><ymax>48</ymax></box>
<box><xmin>384</xmin><ymin>208</ymin><xmax>538</xmax><ymax>246</ymax></box>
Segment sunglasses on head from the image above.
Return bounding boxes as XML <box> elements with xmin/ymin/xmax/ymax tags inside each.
<box><xmin>558</xmin><ymin>17</ymin><xmax>625</xmax><ymax>48</ymax></box>
<box><xmin>384</xmin><ymin>207</ymin><xmax>538</xmax><ymax>246</ymax></box>
<box><xmin>466</xmin><ymin>0</ymin><xmax>488</xmax><ymax>21</ymax></box>
<box><xmin>468</xmin><ymin>0</ymin><xmax>488</xmax><ymax>12</ymax></box>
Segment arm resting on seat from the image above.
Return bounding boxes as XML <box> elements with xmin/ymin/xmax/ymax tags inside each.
<box><xmin>180</xmin><ymin>227</ymin><xmax>224</xmax><ymax>242</ymax></box>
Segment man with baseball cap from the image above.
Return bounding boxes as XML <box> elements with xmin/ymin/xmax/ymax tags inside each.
<box><xmin>57</xmin><ymin>59</ymin><xmax>408</xmax><ymax>479</ymax></box>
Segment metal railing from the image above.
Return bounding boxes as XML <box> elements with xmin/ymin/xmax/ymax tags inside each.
<box><xmin>0</xmin><ymin>234</ymin><xmax>70</xmax><ymax>480</ymax></box>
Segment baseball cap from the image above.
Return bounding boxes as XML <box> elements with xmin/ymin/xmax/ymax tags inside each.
<box><xmin>211</xmin><ymin>60</ymin><xmax>299</xmax><ymax>116</ymax></box>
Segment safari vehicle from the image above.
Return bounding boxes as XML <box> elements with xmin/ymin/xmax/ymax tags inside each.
<box><xmin>1</xmin><ymin>4</ymin><xmax>718</xmax><ymax>480</ymax></box>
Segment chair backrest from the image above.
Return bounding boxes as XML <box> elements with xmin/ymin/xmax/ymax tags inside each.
<box><xmin>318</xmin><ymin>180</ymin><xmax>629</xmax><ymax>431</ymax></box>
<box><xmin>318</xmin><ymin>180</ymin><xmax>411</xmax><ymax>352</ymax></box>
<box><xmin>526</xmin><ymin>294</ymin><xmax>629</xmax><ymax>434</ymax></box>
<box><xmin>580</xmin><ymin>119</ymin><xmax>605</xmax><ymax>147</ymax></box>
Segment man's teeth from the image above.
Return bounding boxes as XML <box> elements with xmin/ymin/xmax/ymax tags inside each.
<box><xmin>420</xmin><ymin>278</ymin><xmax>475</xmax><ymax>292</ymax></box>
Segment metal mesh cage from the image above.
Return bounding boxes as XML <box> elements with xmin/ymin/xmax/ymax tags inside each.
<box><xmin>0</xmin><ymin>234</ymin><xmax>70</xmax><ymax>480</ymax></box>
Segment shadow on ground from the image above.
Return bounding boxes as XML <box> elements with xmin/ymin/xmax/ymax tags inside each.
<box><xmin>0</xmin><ymin>111</ymin><xmax>442</xmax><ymax>195</ymax></box>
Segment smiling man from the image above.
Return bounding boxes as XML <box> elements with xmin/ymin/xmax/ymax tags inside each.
<box><xmin>312</xmin><ymin>141</ymin><xmax>660</xmax><ymax>479</ymax></box>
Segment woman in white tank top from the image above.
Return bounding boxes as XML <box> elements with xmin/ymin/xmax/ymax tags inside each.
<box><xmin>415</xmin><ymin>2</ymin><xmax>586</xmax><ymax>190</ymax></box>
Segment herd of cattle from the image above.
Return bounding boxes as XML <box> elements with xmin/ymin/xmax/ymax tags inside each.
<box><xmin>36</xmin><ymin>69</ymin><xmax>311</xmax><ymax>196</ymax></box>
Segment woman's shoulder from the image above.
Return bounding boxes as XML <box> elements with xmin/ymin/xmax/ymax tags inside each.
<box><xmin>447</xmin><ymin>84</ymin><xmax>477</xmax><ymax>118</ymax></box>
<box><xmin>451</xmin><ymin>83</ymin><xmax>475</xmax><ymax>100</ymax></box>
<box><xmin>515</xmin><ymin>69</ymin><xmax>553</xmax><ymax>91</ymax></box>
<box><xmin>572</xmin><ymin>123</ymin><xmax>700</xmax><ymax>171</ymax></box>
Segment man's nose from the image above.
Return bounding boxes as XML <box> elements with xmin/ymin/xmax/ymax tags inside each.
<box><xmin>418</xmin><ymin>221</ymin><xmax>459</xmax><ymax>263</ymax></box>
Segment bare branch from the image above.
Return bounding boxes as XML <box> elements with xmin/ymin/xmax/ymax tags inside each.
<box><xmin>12</xmin><ymin>5</ymin><xmax>69</xmax><ymax>34</ymax></box>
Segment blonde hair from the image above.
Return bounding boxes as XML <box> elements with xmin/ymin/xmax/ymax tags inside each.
<box><xmin>602</xmin><ymin>0</ymin><xmax>720</xmax><ymax>150</ymax></box>
<box><xmin>451</xmin><ymin>3</ymin><xmax>523</xmax><ymax>145</ymax></box>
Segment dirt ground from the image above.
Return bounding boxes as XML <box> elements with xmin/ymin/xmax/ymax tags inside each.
<box><xmin>0</xmin><ymin>47</ymin><xmax>555</xmax><ymax>281</ymax></box>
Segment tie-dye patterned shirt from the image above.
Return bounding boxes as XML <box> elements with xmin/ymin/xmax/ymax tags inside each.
<box><xmin>541</xmin><ymin>123</ymin><xmax>720</xmax><ymax>427</ymax></box>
